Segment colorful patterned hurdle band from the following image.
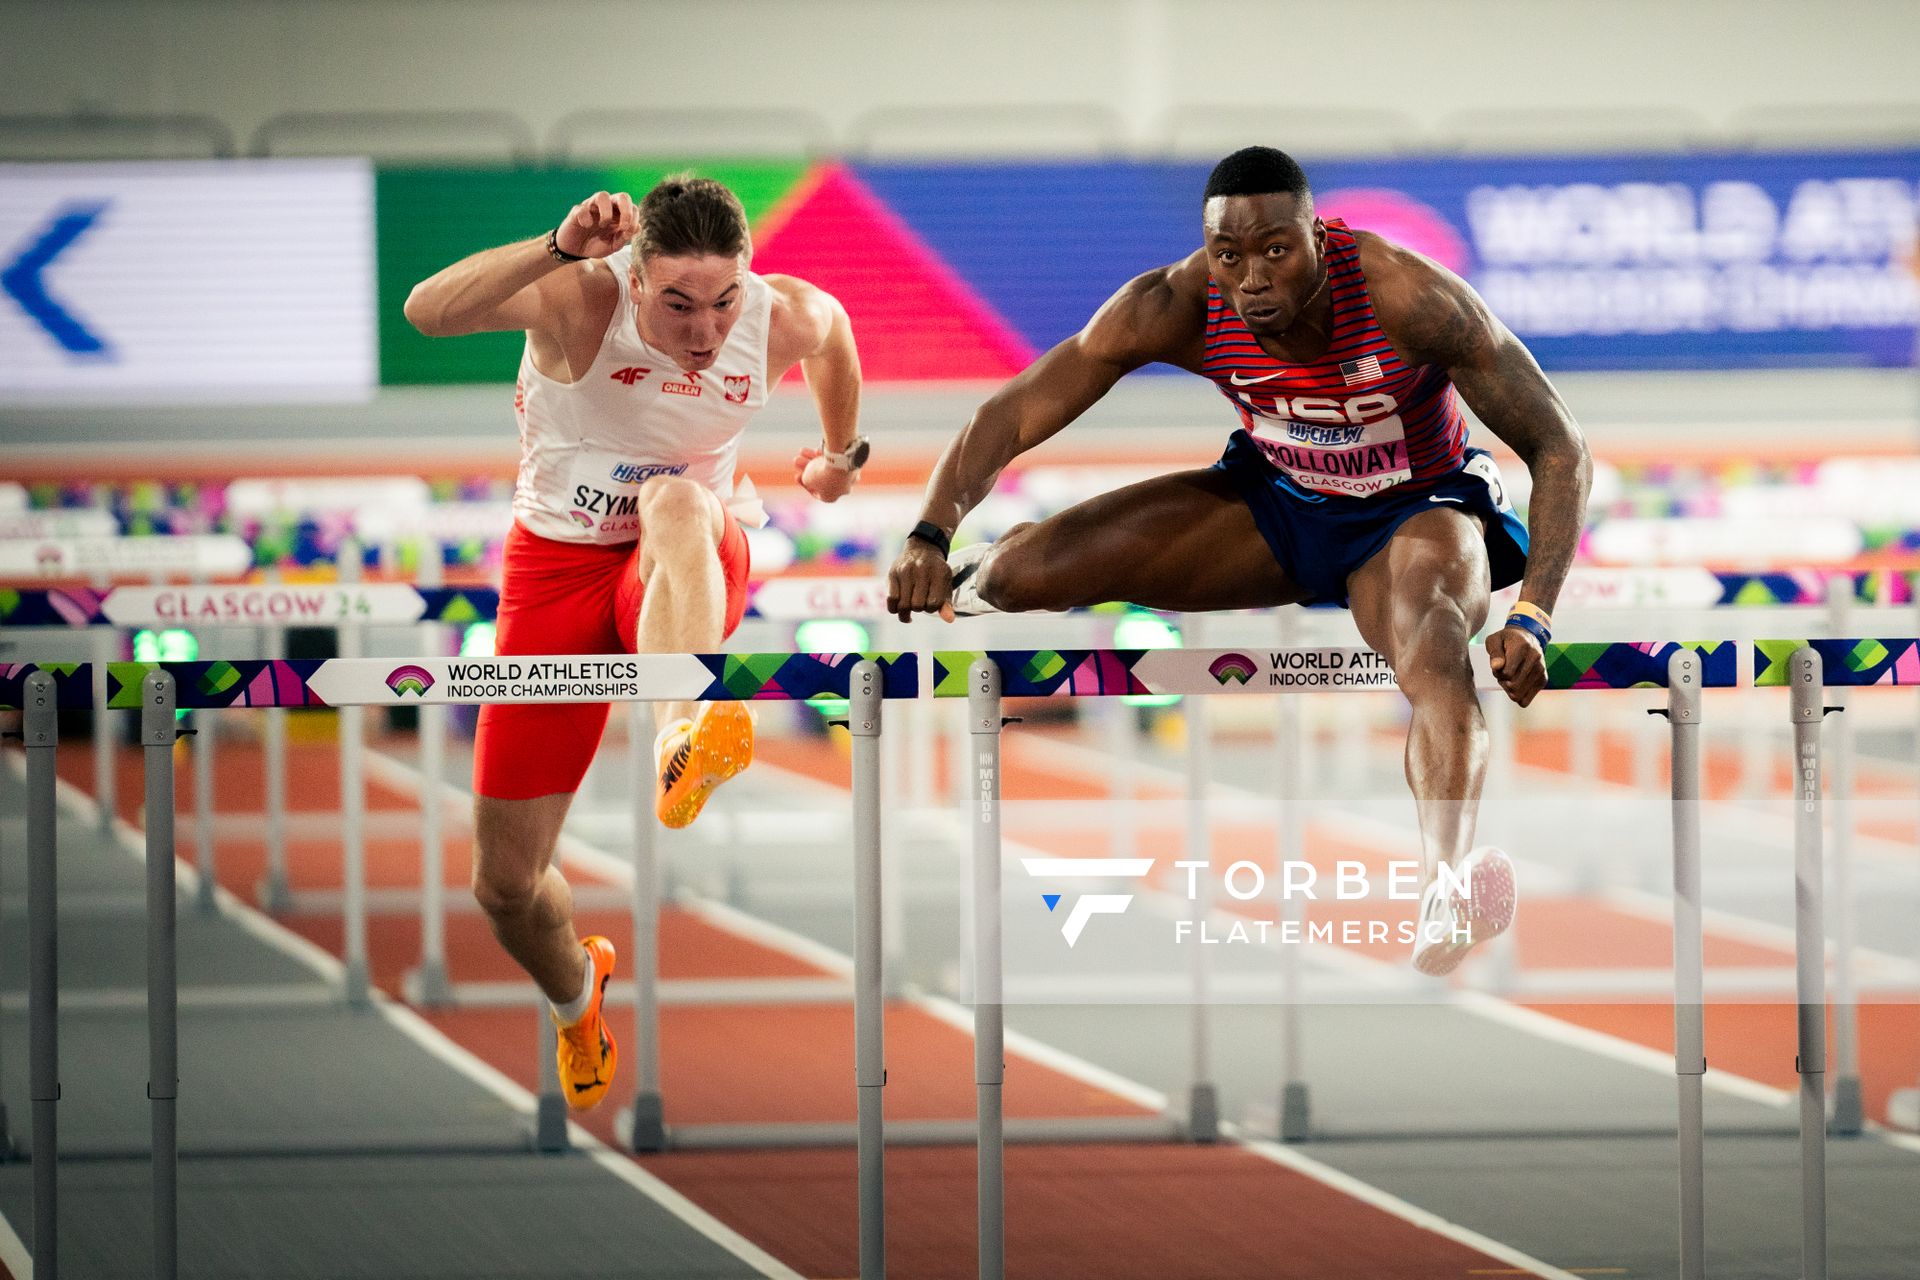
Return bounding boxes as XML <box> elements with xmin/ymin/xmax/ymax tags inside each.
<box><xmin>0</xmin><ymin>654</ymin><xmax>917</xmax><ymax>711</ymax></box>
<box><xmin>1754</xmin><ymin>638</ymin><xmax>1920</xmax><ymax>687</ymax></box>
<box><xmin>0</xmin><ymin>663</ymin><xmax>95</xmax><ymax>709</ymax></box>
<box><xmin>5</xmin><ymin>569</ymin><xmax>1916</xmax><ymax>631</ymax></box>
<box><xmin>931</xmin><ymin>642</ymin><xmax>1737</xmax><ymax>699</ymax></box>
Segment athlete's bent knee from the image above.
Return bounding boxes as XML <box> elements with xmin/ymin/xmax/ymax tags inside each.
<box><xmin>1392</xmin><ymin>597</ymin><xmax>1476</xmax><ymax>702</ymax></box>
<box><xmin>978</xmin><ymin>529</ymin><xmax>1062</xmax><ymax>612</ymax></box>
<box><xmin>639</xmin><ymin>475</ymin><xmax>712</xmax><ymax>530</ymax></box>
<box><xmin>472</xmin><ymin>859</ymin><xmax>540</xmax><ymax>919</ymax></box>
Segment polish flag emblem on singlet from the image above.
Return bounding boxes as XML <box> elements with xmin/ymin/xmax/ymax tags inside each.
<box><xmin>724</xmin><ymin>374</ymin><xmax>751</xmax><ymax>404</ymax></box>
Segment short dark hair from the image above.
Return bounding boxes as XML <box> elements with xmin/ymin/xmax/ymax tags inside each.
<box><xmin>636</xmin><ymin>173</ymin><xmax>749</xmax><ymax>261</ymax></box>
<box><xmin>1203</xmin><ymin>146</ymin><xmax>1311</xmax><ymax>205</ymax></box>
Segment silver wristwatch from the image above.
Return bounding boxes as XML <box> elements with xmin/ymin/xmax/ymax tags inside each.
<box><xmin>822</xmin><ymin>435</ymin><xmax>871</xmax><ymax>477</ymax></box>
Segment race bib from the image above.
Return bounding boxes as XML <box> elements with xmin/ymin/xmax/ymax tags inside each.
<box><xmin>562</xmin><ymin>450</ymin><xmax>690</xmax><ymax>542</ymax></box>
<box><xmin>1247</xmin><ymin>413</ymin><xmax>1413</xmax><ymax>499</ymax></box>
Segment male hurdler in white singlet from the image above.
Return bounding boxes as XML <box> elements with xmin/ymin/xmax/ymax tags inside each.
<box><xmin>406</xmin><ymin>176</ymin><xmax>870</xmax><ymax>1110</ymax></box>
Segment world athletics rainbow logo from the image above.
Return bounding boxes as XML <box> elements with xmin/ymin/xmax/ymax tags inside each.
<box><xmin>386</xmin><ymin>665</ymin><xmax>436</xmax><ymax>697</ymax></box>
<box><xmin>1207</xmin><ymin>653</ymin><xmax>1258</xmax><ymax>686</ymax></box>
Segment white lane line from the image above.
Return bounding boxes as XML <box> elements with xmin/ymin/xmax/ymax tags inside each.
<box><xmin>8</xmin><ymin>751</ymin><xmax>800</xmax><ymax>1280</ymax></box>
<box><xmin>0</xmin><ymin>1202</ymin><xmax>29</xmax><ymax>1280</ymax></box>
<box><xmin>1229</xmin><ymin>1126</ymin><xmax>1586</xmax><ymax>1280</ymax></box>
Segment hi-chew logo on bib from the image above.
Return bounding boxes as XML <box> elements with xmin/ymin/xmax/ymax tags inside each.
<box><xmin>1242</xmin><ymin>390</ymin><xmax>1412</xmax><ymax>498</ymax></box>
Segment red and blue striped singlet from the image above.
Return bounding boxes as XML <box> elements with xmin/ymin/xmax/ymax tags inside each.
<box><xmin>1201</xmin><ymin>219</ymin><xmax>1468</xmax><ymax>500</ymax></box>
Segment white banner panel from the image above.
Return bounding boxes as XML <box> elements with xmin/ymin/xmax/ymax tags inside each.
<box><xmin>751</xmin><ymin>576</ymin><xmax>892</xmax><ymax>620</ymax></box>
<box><xmin>0</xmin><ymin>535</ymin><xmax>251</xmax><ymax>578</ymax></box>
<box><xmin>0</xmin><ymin>160</ymin><xmax>375</xmax><ymax>402</ymax></box>
<box><xmin>102</xmin><ymin>584</ymin><xmax>427</xmax><ymax>627</ymax></box>
<box><xmin>226</xmin><ymin>475</ymin><xmax>430</xmax><ymax>518</ymax></box>
<box><xmin>304</xmin><ymin>654</ymin><xmax>719</xmax><ymax>706</ymax></box>
<box><xmin>0</xmin><ymin>509</ymin><xmax>118</xmax><ymax>539</ymax></box>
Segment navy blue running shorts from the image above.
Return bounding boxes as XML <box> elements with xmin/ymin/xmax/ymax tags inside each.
<box><xmin>1212</xmin><ymin>430</ymin><xmax>1530</xmax><ymax>608</ymax></box>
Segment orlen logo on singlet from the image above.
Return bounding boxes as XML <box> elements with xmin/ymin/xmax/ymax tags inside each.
<box><xmin>1243</xmin><ymin>392</ymin><xmax>1413</xmax><ymax>499</ymax></box>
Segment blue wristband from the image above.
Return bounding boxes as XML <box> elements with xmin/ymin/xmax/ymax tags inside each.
<box><xmin>1504</xmin><ymin>612</ymin><xmax>1551</xmax><ymax>648</ymax></box>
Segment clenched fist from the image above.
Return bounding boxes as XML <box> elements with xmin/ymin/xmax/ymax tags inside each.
<box><xmin>554</xmin><ymin>191</ymin><xmax>637</xmax><ymax>260</ymax></box>
<box><xmin>1486</xmin><ymin>626</ymin><xmax>1546</xmax><ymax>707</ymax></box>
<box><xmin>887</xmin><ymin>537</ymin><xmax>956</xmax><ymax>623</ymax></box>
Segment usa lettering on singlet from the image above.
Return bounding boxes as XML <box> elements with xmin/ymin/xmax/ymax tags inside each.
<box><xmin>511</xmin><ymin>245</ymin><xmax>774</xmax><ymax>544</ymax></box>
<box><xmin>1201</xmin><ymin>219</ymin><xmax>1469</xmax><ymax>500</ymax></box>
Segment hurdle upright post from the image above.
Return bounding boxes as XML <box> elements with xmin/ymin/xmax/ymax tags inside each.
<box><xmin>1789</xmin><ymin>646</ymin><xmax>1830</xmax><ymax>1280</ymax></box>
<box><xmin>622</xmin><ymin>702</ymin><xmax>667</xmax><ymax>1152</ymax></box>
<box><xmin>143</xmin><ymin>671</ymin><xmax>181</xmax><ymax>1280</ymax></box>
<box><xmin>408</xmin><ymin>544</ymin><xmax>452</xmax><ymax>1005</ymax></box>
<box><xmin>191</xmin><ymin>661</ymin><xmax>218</xmax><ymax>914</ymax></box>
<box><xmin>1274</xmin><ymin>611</ymin><xmax>1310</xmax><ymax>1142</ymax></box>
<box><xmin>968</xmin><ymin>657</ymin><xmax>1006</xmax><ymax>1280</ymax></box>
<box><xmin>258</xmin><ymin>567</ymin><xmax>291</xmax><ymax>912</ymax></box>
<box><xmin>1821</xmin><ymin>578</ymin><xmax>1863</xmax><ymax>1134</ymax></box>
<box><xmin>1664</xmin><ymin>649</ymin><xmax>1706</xmax><ymax>1280</ymax></box>
<box><xmin>337</xmin><ymin>537</ymin><xmax>371</xmax><ymax>1006</ymax></box>
<box><xmin>22</xmin><ymin>672</ymin><xmax>60</xmax><ymax>1280</ymax></box>
<box><xmin>91</xmin><ymin>569</ymin><xmax>116</xmax><ymax>834</ymax></box>
<box><xmin>1181</xmin><ymin>613</ymin><xmax>1219</xmax><ymax>1142</ymax></box>
<box><xmin>849</xmin><ymin>660</ymin><xmax>887</xmax><ymax>1279</ymax></box>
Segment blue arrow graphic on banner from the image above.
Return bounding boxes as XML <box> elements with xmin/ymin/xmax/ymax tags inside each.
<box><xmin>3</xmin><ymin>202</ymin><xmax>111</xmax><ymax>356</ymax></box>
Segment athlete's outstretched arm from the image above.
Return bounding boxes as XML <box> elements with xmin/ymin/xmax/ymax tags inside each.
<box><xmin>403</xmin><ymin>191</ymin><xmax>635</xmax><ymax>338</ymax></box>
<box><xmin>1368</xmin><ymin>239</ymin><xmax>1591</xmax><ymax>705</ymax></box>
<box><xmin>888</xmin><ymin>266</ymin><xmax>1189</xmax><ymax>620</ymax></box>
<box><xmin>768</xmin><ymin>277</ymin><xmax>863</xmax><ymax>503</ymax></box>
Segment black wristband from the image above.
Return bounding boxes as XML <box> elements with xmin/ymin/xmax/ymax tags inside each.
<box><xmin>546</xmin><ymin>227</ymin><xmax>587</xmax><ymax>264</ymax></box>
<box><xmin>907</xmin><ymin>521</ymin><xmax>951</xmax><ymax>557</ymax></box>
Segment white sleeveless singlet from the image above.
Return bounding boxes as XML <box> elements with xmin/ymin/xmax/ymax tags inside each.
<box><xmin>511</xmin><ymin>246</ymin><xmax>774</xmax><ymax>545</ymax></box>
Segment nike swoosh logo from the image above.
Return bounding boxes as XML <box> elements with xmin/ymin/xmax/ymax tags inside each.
<box><xmin>1228</xmin><ymin>370</ymin><xmax>1288</xmax><ymax>386</ymax></box>
<box><xmin>1429</xmin><ymin>496</ymin><xmax>1463</xmax><ymax>504</ymax></box>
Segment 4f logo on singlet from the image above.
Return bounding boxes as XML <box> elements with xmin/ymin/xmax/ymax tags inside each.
<box><xmin>609</xmin><ymin>366</ymin><xmax>652</xmax><ymax>386</ymax></box>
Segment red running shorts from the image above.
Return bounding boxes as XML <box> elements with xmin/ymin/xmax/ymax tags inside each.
<box><xmin>473</xmin><ymin>515</ymin><xmax>751</xmax><ymax>801</ymax></box>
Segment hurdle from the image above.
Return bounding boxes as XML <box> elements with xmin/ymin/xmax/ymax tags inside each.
<box><xmin>1</xmin><ymin>650</ymin><xmax>913</xmax><ymax>1280</ymax></box>
<box><xmin>1753</xmin><ymin>635</ymin><xmax>1920</xmax><ymax>1280</ymax></box>
<box><xmin>930</xmin><ymin>639</ymin><xmax>1733</xmax><ymax>1280</ymax></box>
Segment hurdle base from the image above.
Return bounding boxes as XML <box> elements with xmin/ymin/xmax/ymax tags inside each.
<box><xmin>1280</xmin><ymin>1083</ymin><xmax>1311</xmax><ymax>1142</ymax></box>
<box><xmin>1241</xmin><ymin>1086</ymin><xmax>1313</xmax><ymax>1145</ymax></box>
<box><xmin>1888</xmin><ymin>1086</ymin><xmax>1920</xmax><ymax>1133</ymax></box>
<box><xmin>531</xmin><ymin>1093</ymin><xmax>571</xmax><ymax>1153</ymax></box>
<box><xmin>193</xmin><ymin>877</ymin><xmax>219</xmax><ymax>915</ymax></box>
<box><xmin>342</xmin><ymin>959</ymin><xmax>372</xmax><ymax>1009</ymax></box>
<box><xmin>255</xmin><ymin>872</ymin><xmax>292</xmax><ymax>915</ymax></box>
<box><xmin>619</xmin><ymin>1094</ymin><xmax>668</xmax><ymax>1153</ymax></box>
<box><xmin>1828</xmin><ymin>1075</ymin><xmax>1864</xmax><ymax>1136</ymax></box>
<box><xmin>1188</xmin><ymin>1083</ymin><xmax>1220</xmax><ymax>1144</ymax></box>
<box><xmin>402</xmin><ymin>962</ymin><xmax>453</xmax><ymax>1008</ymax></box>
